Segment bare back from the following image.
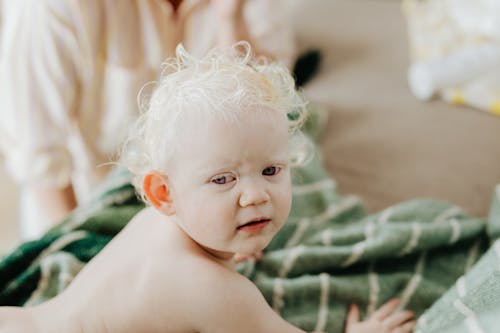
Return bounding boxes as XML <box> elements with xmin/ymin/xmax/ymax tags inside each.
<box><xmin>8</xmin><ymin>207</ymin><xmax>304</xmax><ymax>333</ymax></box>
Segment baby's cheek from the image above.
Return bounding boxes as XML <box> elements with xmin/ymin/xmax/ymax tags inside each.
<box><xmin>202</xmin><ymin>199</ymin><xmax>234</xmax><ymax>226</ymax></box>
<box><xmin>274</xmin><ymin>193</ymin><xmax>292</xmax><ymax>227</ymax></box>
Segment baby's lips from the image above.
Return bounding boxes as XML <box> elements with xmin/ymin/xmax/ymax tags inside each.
<box><xmin>237</xmin><ymin>217</ymin><xmax>271</xmax><ymax>229</ymax></box>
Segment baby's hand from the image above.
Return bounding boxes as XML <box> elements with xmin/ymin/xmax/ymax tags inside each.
<box><xmin>232</xmin><ymin>251</ymin><xmax>263</xmax><ymax>264</ymax></box>
<box><xmin>345</xmin><ymin>299</ymin><xmax>416</xmax><ymax>333</ymax></box>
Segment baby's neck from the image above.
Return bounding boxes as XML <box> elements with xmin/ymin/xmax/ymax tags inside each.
<box><xmin>166</xmin><ymin>217</ymin><xmax>237</xmax><ymax>270</ymax></box>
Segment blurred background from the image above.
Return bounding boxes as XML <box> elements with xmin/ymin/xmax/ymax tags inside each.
<box><xmin>1</xmin><ymin>0</ymin><xmax>500</xmax><ymax>254</ymax></box>
<box><xmin>0</xmin><ymin>156</ymin><xmax>16</xmax><ymax>253</ymax></box>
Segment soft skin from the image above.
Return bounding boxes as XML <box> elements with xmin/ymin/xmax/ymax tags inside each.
<box><xmin>0</xmin><ymin>110</ymin><xmax>416</xmax><ymax>333</ymax></box>
<box><xmin>156</xmin><ymin>109</ymin><xmax>293</xmax><ymax>259</ymax></box>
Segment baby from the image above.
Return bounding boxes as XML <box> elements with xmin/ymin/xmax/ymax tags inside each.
<box><xmin>0</xmin><ymin>43</ymin><xmax>416</xmax><ymax>333</ymax></box>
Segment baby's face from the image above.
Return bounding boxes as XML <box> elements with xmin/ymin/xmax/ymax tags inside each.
<box><xmin>166</xmin><ymin>109</ymin><xmax>292</xmax><ymax>259</ymax></box>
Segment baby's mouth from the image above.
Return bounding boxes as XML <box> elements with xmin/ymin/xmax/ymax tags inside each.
<box><xmin>237</xmin><ymin>218</ymin><xmax>271</xmax><ymax>232</ymax></box>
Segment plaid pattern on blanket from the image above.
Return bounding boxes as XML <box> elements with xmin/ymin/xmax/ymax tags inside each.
<box><xmin>1</xmin><ymin>149</ymin><xmax>499</xmax><ymax>333</ymax></box>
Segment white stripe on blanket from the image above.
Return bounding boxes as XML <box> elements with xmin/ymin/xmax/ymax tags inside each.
<box><xmin>399</xmin><ymin>223</ymin><xmax>422</xmax><ymax>256</ymax></box>
<box><xmin>367</xmin><ymin>262</ymin><xmax>380</xmax><ymax>316</ymax></box>
<box><xmin>465</xmin><ymin>239</ymin><xmax>482</xmax><ymax>273</ymax></box>
<box><xmin>272</xmin><ymin>278</ymin><xmax>284</xmax><ymax>313</ymax></box>
<box><xmin>315</xmin><ymin>273</ymin><xmax>330</xmax><ymax>332</ymax></box>
<box><xmin>435</xmin><ymin>206</ymin><xmax>463</xmax><ymax>223</ymax></box>
<box><xmin>457</xmin><ymin>276</ymin><xmax>467</xmax><ymax>298</ymax></box>
<box><xmin>449</xmin><ymin>219</ymin><xmax>461</xmax><ymax>244</ymax></box>
<box><xmin>342</xmin><ymin>222</ymin><xmax>375</xmax><ymax>267</ymax></box>
<box><xmin>312</xmin><ymin>196</ymin><xmax>361</xmax><ymax>225</ymax></box>
<box><xmin>34</xmin><ymin>231</ymin><xmax>88</xmax><ymax>265</ymax></box>
<box><xmin>378</xmin><ymin>207</ymin><xmax>394</xmax><ymax>224</ymax></box>
<box><xmin>279</xmin><ymin>245</ymin><xmax>305</xmax><ymax>278</ymax></box>
<box><xmin>454</xmin><ymin>300</ymin><xmax>484</xmax><ymax>333</ymax></box>
<box><xmin>398</xmin><ymin>253</ymin><xmax>426</xmax><ymax>310</ymax></box>
<box><xmin>285</xmin><ymin>218</ymin><xmax>311</xmax><ymax>249</ymax></box>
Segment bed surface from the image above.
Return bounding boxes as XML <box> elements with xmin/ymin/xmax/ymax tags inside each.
<box><xmin>292</xmin><ymin>0</ymin><xmax>500</xmax><ymax>217</ymax></box>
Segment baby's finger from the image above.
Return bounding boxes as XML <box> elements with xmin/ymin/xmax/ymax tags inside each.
<box><xmin>232</xmin><ymin>253</ymin><xmax>250</xmax><ymax>263</ymax></box>
<box><xmin>253</xmin><ymin>251</ymin><xmax>263</xmax><ymax>261</ymax></box>
<box><xmin>372</xmin><ymin>298</ymin><xmax>400</xmax><ymax>320</ymax></box>
<box><xmin>382</xmin><ymin>310</ymin><xmax>414</xmax><ymax>331</ymax></box>
<box><xmin>345</xmin><ymin>304</ymin><xmax>360</xmax><ymax>326</ymax></box>
<box><xmin>391</xmin><ymin>320</ymin><xmax>416</xmax><ymax>333</ymax></box>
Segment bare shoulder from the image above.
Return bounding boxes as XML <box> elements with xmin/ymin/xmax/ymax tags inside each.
<box><xmin>184</xmin><ymin>262</ymin><xmax>306</xmax><ymax>333</ymax></box>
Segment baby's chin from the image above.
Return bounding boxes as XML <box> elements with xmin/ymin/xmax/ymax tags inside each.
<box><xmin>233</xmin><ymin>233</ymin><xmax>276</xmax><ymax>255</ymax></box>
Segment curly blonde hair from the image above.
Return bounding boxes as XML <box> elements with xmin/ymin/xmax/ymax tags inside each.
<box><xmin>120</xmin><ymin>41</ymin><xmax>309</xmax><ymax>200</ymax></box>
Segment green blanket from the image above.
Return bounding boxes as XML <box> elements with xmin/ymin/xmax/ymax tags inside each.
<box><xmin>1</xmin><ymin>148</ymin><xmax>499</xmax><ymax>333</ymax></box>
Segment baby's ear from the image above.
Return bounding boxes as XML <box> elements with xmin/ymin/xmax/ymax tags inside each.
<box><xmin>143</xmin><ymin>172</ymin><xmax>175</xmax><ymax>215</ymax></box>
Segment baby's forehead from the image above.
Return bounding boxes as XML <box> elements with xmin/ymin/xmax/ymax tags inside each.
<box><xmin>171</xmin><ymin>109</ymin><xmax>289</xmax><ymax>163</ymax></box>
<box><xmin>177</xmin><ymin>104</ymin><xmax>287</xmax><ymax>132</ymax></box>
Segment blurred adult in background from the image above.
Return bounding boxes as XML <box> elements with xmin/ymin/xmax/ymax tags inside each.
<box><xmin>0</xmin><ymin>0</ymin><xmax>296</xmax><ymax>240</ymax></box>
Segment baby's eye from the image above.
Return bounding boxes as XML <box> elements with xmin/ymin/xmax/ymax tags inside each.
<box><xmin>262</xmin><ymin>166</ymin><xmax>281</xmax><ymax>176</ymax></box>
<box><xmin>211</xmin><ymin>174</ymin><xmax>236</xmax><ymax>185</ymax></box>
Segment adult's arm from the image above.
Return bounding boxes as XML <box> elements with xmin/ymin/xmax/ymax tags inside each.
<box><xmin>211</xmin><ymin>0</ymin><xmax>297</xmax><ymax>67</ymax></box>
<box><xmin>0</xmin><ymin>0</ymin><xmax>82</xmax><ymax>225</ymax></box>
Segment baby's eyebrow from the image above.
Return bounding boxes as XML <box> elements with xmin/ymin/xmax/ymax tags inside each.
<box><xmin>194</xmin><ymin>164</ymin><xmax>234</xmax><ymax>177</ymax></box>
<box><xmin>271</xmin><ymin>153</ymin><xmax>291</xmax><ymax>164</ymax></box>
<box><xmin>196</xmin><ymin>156</ymin><xmax>241</xmax><ymax>170</ymax></box>
<box><xmin>194</xmin><ymin>151</ymin><xmax>289</xmax><ymax>172</ymax></box>
<box><xmin>274</xmin><ymin>159</ymin><xmax>290</xmax><ymax>166</ymax></box>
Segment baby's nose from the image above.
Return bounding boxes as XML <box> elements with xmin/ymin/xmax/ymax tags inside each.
<box><xmin>238</xmin><ymin>183</ymin><xmax>270</xmax><ymax>207</ymax></box>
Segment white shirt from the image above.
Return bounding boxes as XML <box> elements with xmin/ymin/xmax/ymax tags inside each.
<box><xmin>0</xmin><ymin>0</ymin><xmax>296</xmax><ymax>201</ymax></box>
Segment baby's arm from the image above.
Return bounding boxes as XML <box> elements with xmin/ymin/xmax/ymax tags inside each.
<box><xmin>190</xmin><ymin>268</ymin><xmax>415</xmax><ymax>333</ymax></box>
<box><xmin>190</xmin><ymin>270</ymin><xmax>308</xmax><ymax>333</ymax></box>
<box><xmin>0</xmin><ymin>307</ymin><xmax>32</xmax><ymax>333</ymax></box>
